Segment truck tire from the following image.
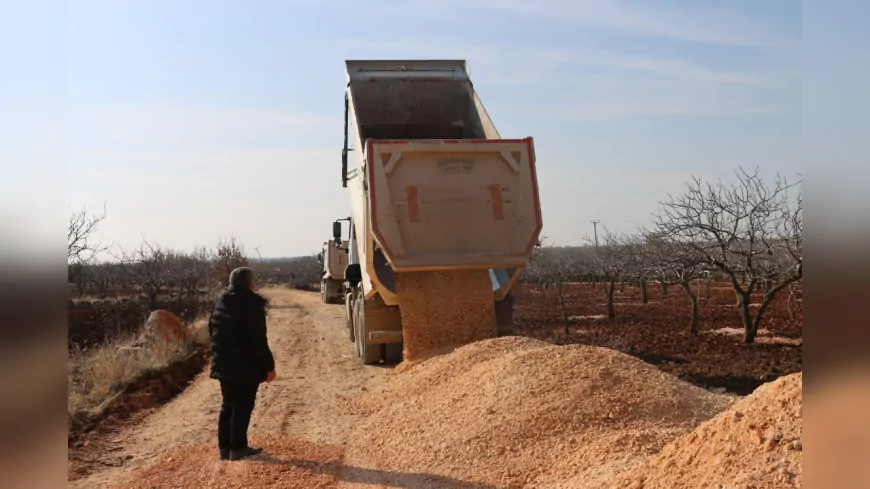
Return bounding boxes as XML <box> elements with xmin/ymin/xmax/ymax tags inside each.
<box><xmin>383</xmin><ymin>342</ymin><xmax>403</xmax><ymax>364</ymax></box>
<box><xmin>345</xmin><ymin>290</ymin><xmax>355</xmax><ymax>343</ymax></box>
<box><xmin>354</xmin><ymin>292</ymin><xmax>381</xmax><ymax>365</ymax></box>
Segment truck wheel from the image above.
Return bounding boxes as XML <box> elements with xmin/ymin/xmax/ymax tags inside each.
<box><xmin>355</xmin><ymin>293</ymin><xmax>381</xmax><ymax>365</ymax></box>
<box><xmin>329</xmin><ymin>280</ymin><xmax>342</xmax><ymax>304</ymax></box>
<box><xmin>324</xmin><ymin>279</ymin><xmax>333</xmax><ymax>303</ymax></box>
<box><xmin>353</xmin><ymin>296</ymin><xmax>363</xmax><ymax>356</ymax></box>
<box><xmin>346</xmin><ymin>291</ymin><xmax>355</xmax><ymax>343</ymax></box>
<box><xmin>383</xmin><ymin>342</ymin><xmax>403</xmax><ymax>364</ymax></box>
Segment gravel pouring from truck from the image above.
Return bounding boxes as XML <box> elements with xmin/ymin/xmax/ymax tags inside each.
<box><xmin>334</xmin><ymin>59</ymin><xmax>543</xmax><ymax>364</ymax></box>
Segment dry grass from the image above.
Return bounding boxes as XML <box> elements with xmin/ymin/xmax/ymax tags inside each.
<box><xmin>67</xmin><ymin>319</ymin><xmax>210</xmax><ymax>426</ymax></box>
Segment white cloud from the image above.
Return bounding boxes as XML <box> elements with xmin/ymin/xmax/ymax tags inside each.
<box><xmin>342</xmin><ymin>38</ymin><xmax>796</xmax><ymax>91</ymax></box>
<box><xmin>524</xmin><ymin>97</ymin><xmax>781</xmax><ymax>120</ymax></box>
<box><xmin>413</xmin><ymin>0</ymin><xmax>798</xmax><ymax>50</ymax></box>
<box><xmin>585</xmin><ymin>54</ymin><xmax>789</xmax><ymax>88</ymax></box>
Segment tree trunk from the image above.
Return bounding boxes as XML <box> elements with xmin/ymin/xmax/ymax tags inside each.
<box><xmin>640</xmin><ymin>279</ymin><xmax>648</xmax><ymax>304</ymax></box>
<box><xmin>748</xmin><ymin>276</ymin><xmax>801</xmax><ymax>342</ymax></box>
<box><xmin>705</xmin><ymin>278</ymin><xmax>712</xmax><ymax>300</ymax></box>
<box><xmin>556</xmin><ymin>281</ymin><xmax>569</xmax><ymax>337</ymax></box>
<box><xmin>681</xmin><ymin>280</ymin><xmax>699</xmax><ymax>335</ymax></box>
<box><xmin>606</xmin><ymin>280</ymin><xmax>615</xmax><ymax>319</ymax></box>
<box><xmin>148</xmin><ymin>289</ymin><xmax>159</xmax><ymax>311</ymax></box>
<box><xmin>786</xmin><ymin>285</ymin><xmax>797</xmax><ymax>321</ymax></box>
<box><xmin>76</xmin><ymin>274</ymin><xmax>85</xmax><ymax>297</ymax></box>
<box><xmin>738</xmin><ymin>291</ymin><xmax>755</xmax><ymax>343</ymax></box>
<box><xmin>749</xmin><ymin>293</ymin><xmax>776</xmax><ymax>343</ymax></box>
<box><xmin>620</xmin><ymin>280</ymin><xmax>625</xmax><ymax>293</ymax></box>
<box><xmin>660</xmin><ymin>281</ymin><xmax>669</xmax><ymax>296</ymax></box>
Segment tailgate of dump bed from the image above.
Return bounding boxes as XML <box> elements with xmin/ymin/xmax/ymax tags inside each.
<box><xmin>366</xmin><ymin>138</ymin><xmax>542</xmax><ymax>272</ymax></box>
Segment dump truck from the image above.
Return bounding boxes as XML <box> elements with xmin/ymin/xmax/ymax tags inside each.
<box><xmin>333</xmin><ymin>59</ymin><xmax>543</xmax><ymax>364</ymax></box>
<box><xmin>319</xmin><ymin>224</ymin><xmax>350</xmax><ymax>303</ymax></box>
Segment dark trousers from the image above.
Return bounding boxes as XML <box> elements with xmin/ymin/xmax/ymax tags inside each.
<box><xmin>218</xmin><ymin>380</ymin><xmax>259</xmax><ymax>450</ymax></box>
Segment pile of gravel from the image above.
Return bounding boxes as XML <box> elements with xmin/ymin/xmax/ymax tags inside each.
<box><xmin>613</xmin><ymin>372</ymin><xmax>802</xmax><ymax>489</ymax></box>
<box><xmin>345</xmin><ymin>336</ymin><xmax>734</xmax><ymax>488</ymax></box>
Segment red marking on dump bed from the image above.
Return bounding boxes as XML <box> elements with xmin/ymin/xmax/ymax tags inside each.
<box><xmin>489</xmin><ymin>184</ymin><xmax>504</xmax><ymax>220</ymax></box>
<box><xmin>406</xmin><ymin>186</ymin><xmax>420</xmax><ymax>223</ymax></box>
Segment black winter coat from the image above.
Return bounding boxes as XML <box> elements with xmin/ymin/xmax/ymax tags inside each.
<box><xmin>208</xmin><ymin>286</ymin><xmax>275</xmax><ymax>384</ymax></box>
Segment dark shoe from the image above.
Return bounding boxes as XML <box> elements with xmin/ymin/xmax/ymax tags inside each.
<box><xmin>229</xmin><ymin>446</ymin><xmax>263</xmax><ymax>461</ymax></box>
<box><xmin>219</xmin><ymin>448</ymin><xmax>230</xmax><ymax>460</ymax></box>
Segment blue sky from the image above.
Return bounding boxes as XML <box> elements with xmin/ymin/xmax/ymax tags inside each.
<box><xmin>4</xmin><ymin>0</ymin><xmax>833</xmax><ymax>257</ymax></box>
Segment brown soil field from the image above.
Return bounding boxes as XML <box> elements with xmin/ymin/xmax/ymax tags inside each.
<box><xmin>514</xmin><ymin>281</ymin><xmax>802</xmax><ymax>394</ymax></box>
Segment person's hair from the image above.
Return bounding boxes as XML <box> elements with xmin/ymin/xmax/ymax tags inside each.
<box><xmin>229</xmin><ymin>267</ymin><xmax>254</xmax><ymax>289</ymax></box>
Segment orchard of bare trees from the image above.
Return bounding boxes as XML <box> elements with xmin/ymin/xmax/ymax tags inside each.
<box><xmin>524</xmin><ymin>167</ymin><xmax>802</xmax><ymax>344</ymax></box>
<box><xmin>67</xmin><ymin>207</ymin><xmax>323</xmax><ymax>304</ymax></box>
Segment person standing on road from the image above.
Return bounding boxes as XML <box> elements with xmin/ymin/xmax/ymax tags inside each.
<box><xmin>208</xmin><ymin>267</ymin><xmax>277</xmax><ymax>461</ymax></box>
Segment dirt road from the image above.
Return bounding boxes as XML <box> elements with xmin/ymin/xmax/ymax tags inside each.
<box><xmin>70</xmin><ymin>288</ymin><xmax>389</xmax><ymax>489</ymax></box>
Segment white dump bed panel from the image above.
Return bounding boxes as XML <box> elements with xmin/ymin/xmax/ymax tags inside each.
<box><xmin>323</xmin><ymin>239</ymin><xmax>349</xmax><ymax>279</ymax></box>
<box><xmin>367</xmin><ymin>138</ymin><xmax>542</xmax><ymax>271</ymax></box>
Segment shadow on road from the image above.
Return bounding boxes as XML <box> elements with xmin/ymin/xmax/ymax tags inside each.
<box><xmin>256</xmin><ymin>454</ymin><xmax>497</xmax><ymax>489</ymax></box>
<box><xmin>268</xmin><ymin>304</ymin><xmax>304</xmax><ymax>310</ymax></box>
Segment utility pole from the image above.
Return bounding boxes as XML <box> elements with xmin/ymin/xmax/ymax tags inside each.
<box><xmin>591</xmin><ymin>220</ymin><xmax>600</xmax><ymax>256</ymax></box>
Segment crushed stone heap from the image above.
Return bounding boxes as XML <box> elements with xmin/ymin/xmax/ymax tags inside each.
<box><xmin>345</xmin><ymin>336</ymin><xmax>735</xmax><ymax>488</ymax></box>
<box><xmin>614</xmin><ymin>372</ymin><xmax>802</xmax><ymax>489</ymax></box>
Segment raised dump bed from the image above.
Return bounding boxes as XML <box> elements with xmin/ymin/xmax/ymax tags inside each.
<box><xmin>366</xmin><ymin>138</ymin><xmax>542</xmax><ymax>271</ymax></box>
<box><xmin>340</xmin><ymin>60</ymin><xmax>543</xmax><ymax>363</ymax></box>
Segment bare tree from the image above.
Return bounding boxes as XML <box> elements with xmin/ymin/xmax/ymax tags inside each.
<box><xmin>585</xmin><ymin>227</ymin><xmax>635</xmax><ymax>319</ymax></box>
<box><xmin>68</xmin><ymin>205</ymin><xmax>108</xmax><ymax>264</ymax></box>
<box><xmin>635</xmin><ymin>260</ymin><xmax>651</xmax><ymax>305</ymax></box>
<box><xmin>114</xmin><ymin>240</ymin><xmax>177</xmax><ymax>310</ymax></box>
<box><xmin>84</xmin><ymin>262</ymin><xmax>118</xmax><ymax>299</ymax></box>
<box><xmin>753</xmin><ymin>185</ymin><xmax>803</xmax><ymax>329</ymax></box>
<box><xmin>654</xmin><ymin>167</ymin><xmax>802</xmax><ymax>343</ymax></box>
<box><xmin>176</xmin><ymin>247</ymin><xmax>213</xmax><ymax>300</ymax></box>
<box><xmin>213</xmin><ymin>236</ymin><xmax>248</xmax><ymax>287</ymax></box>
<box><xmin>290</xmin><ymin>254</ymin><xmax>323</xmax><ymax>290</ymax></box>
<box><xmin>644</xmin><ymin>232</ymin><xmax>705</xmax><ymax>334</ymax></box>
<box><xmin>621</xmin><ymin>234</ymin><xmax>654</xmax><ymax>305</ymax></box>
<box><xmin>527</xmin><ymin>244</ymin><xmax>580</xmax><ymax>336</ymax></box>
